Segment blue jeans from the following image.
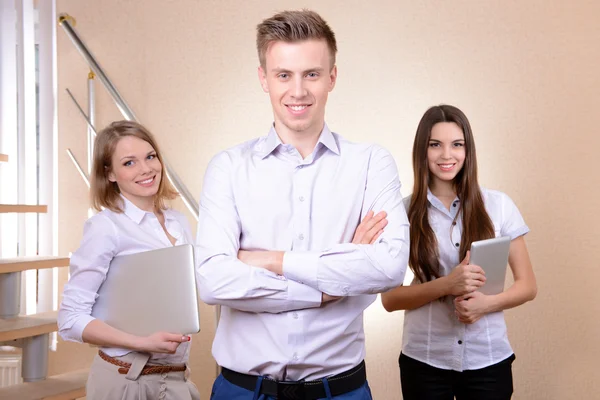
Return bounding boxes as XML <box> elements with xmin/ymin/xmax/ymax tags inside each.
<box><xmin>209</xmin><ymin>374</ymin><xmax>373</xmax><ymax>400</ymax></box>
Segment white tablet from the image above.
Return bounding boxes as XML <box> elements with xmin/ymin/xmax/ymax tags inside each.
<box><xmin>469</xmin><ymin>236</ymin><xmax>511</xmax><ymax>295</ymax></box>
<box><xmin>91</xmin><ymin>244</ymin><xmax>200</xmax><ymax>336</ymax></box>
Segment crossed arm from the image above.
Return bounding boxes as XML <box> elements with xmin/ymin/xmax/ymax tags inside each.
<box><xmin>238</xmin><ymin>210</ymin><xmax>389</xmax><ymax>302</ymax></box>
<box><xmin>196</xmin><ymin>149</ymin><xmax>410</xmax><ymax>313</ymax></box>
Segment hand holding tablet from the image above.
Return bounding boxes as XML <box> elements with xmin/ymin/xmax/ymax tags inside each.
<box><xmin>469</xmin><ymin>236</ymin><xmax>511</xmax><ymax>295</ymax></box>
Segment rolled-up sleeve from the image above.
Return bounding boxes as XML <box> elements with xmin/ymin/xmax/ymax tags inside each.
<box><xmin>57</xmin><ymin>214</ymin><xmax>118</xmax><ymax>342</ymax></box>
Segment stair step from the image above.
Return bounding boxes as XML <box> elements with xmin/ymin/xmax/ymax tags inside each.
<box><xmin>0</xmin><ymin>154</ymin><xmax>7</xmax><ymax>162</ymax></box>
<box><xmin>0</xmin><ymin>256</ymin><xmax>70</xmax><ymax>274</ymax></box>
<box><xmin>0</xmin><ymin>204</ymin><xmax>48</xmax><ymax>213</ymax></box>
<box><xmin>0</xmin><ymin>311</ymin><xmax>58</xmax><ymax>342</ymax></box>
<box><xmin>0</xmin><ymin>368</ymin><xmax>88</xmax><ymax>400</ymax></box>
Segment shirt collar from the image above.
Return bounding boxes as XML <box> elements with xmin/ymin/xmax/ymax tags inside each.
<box><xmin>121</xmin><ymin>195</ymin><xmax>147</xmax><ymax>224</ymax></box>
<box><xmin>261</xmin><ymin>126</ymin><xmax>284</xmax><ymax>158</ymax></box>
<box><xmin>427</xmin><ymin>188</ymin><xmax>460</xmax><ymax>216</ymax></box>
<box><xmin>260</xmin><ymin>123</ymin><xmax>340</xmax><ymax>159</ymax></box>
<box><xmin>121</xmin><ymin>195</ymin><xmax>175</xmax><ymax>224</ymax></box>
<box><xmin>427</xmin><ymin>187</ymin><xmax>434</xmax><ymax>203</ymax></box>
<box><xmin>317</xmin><ymin>124</ymin><xmax>340</xmax><ymax>155</ymax></box>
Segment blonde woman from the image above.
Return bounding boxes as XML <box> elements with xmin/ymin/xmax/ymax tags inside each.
<box><xmin>58</xmin><ymin>121</ymin><xmax>200</xmax><ymax>400</ymax></box>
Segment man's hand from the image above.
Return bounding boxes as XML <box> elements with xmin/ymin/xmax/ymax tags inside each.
<box><xmin>352</xmin><ymin>210</ymin><xmax>388</xmax><ymax>244</ymax></box>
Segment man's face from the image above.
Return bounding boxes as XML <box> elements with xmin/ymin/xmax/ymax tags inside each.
<box><xmin>258</xmin><ymin>39</ymin><xmax>337</xmax><ymax>137</ymax></box>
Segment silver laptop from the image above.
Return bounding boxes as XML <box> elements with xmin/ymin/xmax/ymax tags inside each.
<box><xmin>469</xmin><ymin>236</ymin><xmax>511</xmax><ymax>295</ymax></box>
<box><xmin>91</xmin><ymin>244</ymin><xmax>200</xmax><ymax>336</ymax></box>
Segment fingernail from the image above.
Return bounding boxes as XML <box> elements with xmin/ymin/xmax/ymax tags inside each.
<box><xmin>187</xmin><ymin>336</ymin><xmax>191</xmax><ymax>341</ymax></box>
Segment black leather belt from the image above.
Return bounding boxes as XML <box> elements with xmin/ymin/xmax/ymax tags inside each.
<box><xmin>221</xmin><ymin>361</ymin><xmax>366</xmax><ymax>400</ymax></box>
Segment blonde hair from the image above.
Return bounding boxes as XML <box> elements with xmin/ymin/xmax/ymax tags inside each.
<box><xmin>90</xmin><ymin>120</ymin><xmax>177</xmax><ymax>212</ymax></box>
<box><xmin>256</xmin><ymin>9</ymin><xmax>337</xmax><ymax>69</ymax></box>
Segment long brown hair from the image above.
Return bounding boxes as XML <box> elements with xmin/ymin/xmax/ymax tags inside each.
<box><xmin>408</xmin><ymin>105</ymin><xmax>495</xmax><ymax>283</ymax></box>
<box><xmin>90</xmin><ymin>120</ymin><xmax>177</xmax><ymax>213</ymax></box>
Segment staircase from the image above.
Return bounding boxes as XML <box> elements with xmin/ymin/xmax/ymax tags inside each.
<box><xmin>0</xmin><ymin>154</ymin><xmax>88</xmax><ymax>399</ymax></box>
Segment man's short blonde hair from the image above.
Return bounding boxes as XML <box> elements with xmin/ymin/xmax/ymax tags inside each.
<box><xmin>256</xmin><ymin>10</ymin><xmax>337</xmax><ymax>69</ymax></box>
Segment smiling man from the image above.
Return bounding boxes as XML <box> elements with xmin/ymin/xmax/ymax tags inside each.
<box><xmin>196</xmin><ymin>10</ymin><xmax>410</xmax><ymax>400</ymax></box>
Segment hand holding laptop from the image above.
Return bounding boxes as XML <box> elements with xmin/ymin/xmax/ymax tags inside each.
<box><xmin>91</xmin><ymin>244</ymin><xmax>200</xmax><ymax>338</ymax></box>
<box><xmin>138</xmin><ymin>331</ymin><xmax>191</xmax><ymax>354</ymax></box>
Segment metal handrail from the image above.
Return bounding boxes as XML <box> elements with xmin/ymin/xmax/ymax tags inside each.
<box><xmin>57</xmin><ymin>14</ymin><xmax>199</xmax><ymax>219</ymax></box>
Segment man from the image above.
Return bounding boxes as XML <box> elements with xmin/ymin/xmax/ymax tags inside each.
<box><xmin>196</xmin><ymin>9</ymin><xmax>410</xmax><ymax>400</ymax></box>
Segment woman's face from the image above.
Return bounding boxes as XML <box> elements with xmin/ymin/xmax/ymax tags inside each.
<box><xmin>108</xmin><ymin>135</ymin><xmax>162</xmax><ymax>210</ymax></box>
<box><xmin>427</xmin><ymin>122</ymin><xmax>466</xmax><ymax>186</ymax></box>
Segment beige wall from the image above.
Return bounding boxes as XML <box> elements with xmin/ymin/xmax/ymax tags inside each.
<box><xmin>53</xmin><ymin>1</ymin><xmax>600</xmax><ymax>399</ymax></box>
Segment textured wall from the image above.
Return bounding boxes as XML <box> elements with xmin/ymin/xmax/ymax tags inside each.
<box><xmin>53</xmin><ymin>1</ymin><xmax>600</xmax><ymax>399</ymax></box>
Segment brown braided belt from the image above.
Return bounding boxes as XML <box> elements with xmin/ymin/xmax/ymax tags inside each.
<box><xmin>98</xmin><ymin>350</ymin><xmax>186</xmax><ymax>375</ymax></box>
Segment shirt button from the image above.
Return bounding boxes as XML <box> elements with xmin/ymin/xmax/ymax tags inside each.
<box><xmin>458</xmin><ymin>340</ymin><xmax>463</xmax><ymax>345</ymax></box>
<box><xmin>453</xmin><ymin>202</ymin><xmax>458</xmax><ymax>207</ymax></box>
<box><xmin>298</xmin><ymin>234</ymin><xmax>304</xmax><ymax>240</ymax></box>
<box><xmin>299</xmin><ymin>196</ymin><xmax>305</xmax><ymax>202</ymax></box>
<box><xmin>292</xmin><ymin>312</ymin><xmax>298</xmax><ymax>319</ymax></box>
<box><xmin>292</xmin><ymin>352</ymin><xmax>298</xmax><ymax>361</ymax></box>
<box><xmin>452</xmin><ymin>222</ymin><xmax>457</xmax><ymax>226</ymax></box>
<box><xmin>455</xmin><ymin>243</ymin><xmax>459</xmax><ymax>247</ymax></box>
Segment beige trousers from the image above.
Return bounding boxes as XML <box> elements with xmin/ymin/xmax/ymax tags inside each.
<box><xmin>86</xmin><ymin>353</ymin><xmax>201</xmax><ymax>400</ymax></box>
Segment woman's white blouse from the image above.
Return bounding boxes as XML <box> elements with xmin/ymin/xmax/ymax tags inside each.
<box><xmin>58</xmin><ymin>196</ymin><xmax>193</xmax><ymax>363</ymax></box>
<box><xmin>402</xmin><ymin>188</ymin><xmax>529</xmax><ymax>371</ymax></box>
